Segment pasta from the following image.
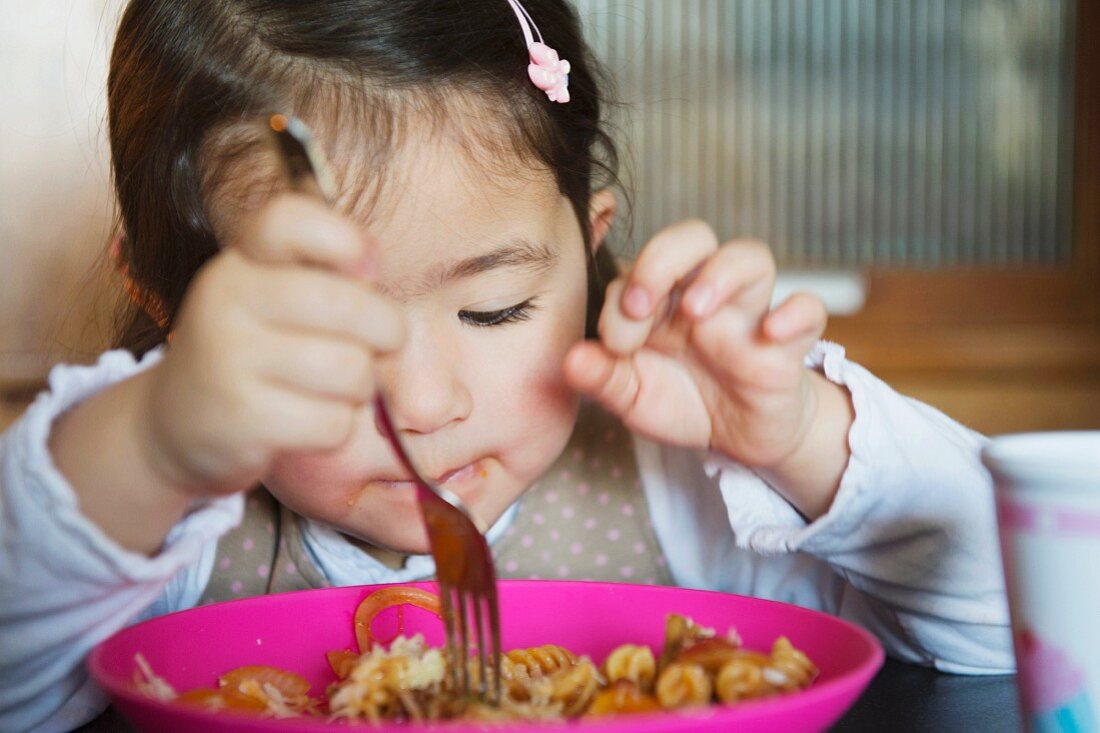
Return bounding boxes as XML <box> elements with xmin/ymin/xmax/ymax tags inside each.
<box><xmin>654</xmin><ymin>662</ymin><xmax>712</xmax><ymax>708</ymax></box>
<box><xmin>603</xmin><ymin>643</ymin><xmax>656</xmax><ymax>691</ymax></box>
<box><xmin>139</xmin><ymin>589</ymin><xmax>818</xmax><ymax>723</ymax></box>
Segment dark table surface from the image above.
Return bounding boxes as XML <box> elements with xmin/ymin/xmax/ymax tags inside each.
<box><xmin>832</xmin><ymin>659</ymin><xmax>1022</xmax><ymax>732</ymax></box>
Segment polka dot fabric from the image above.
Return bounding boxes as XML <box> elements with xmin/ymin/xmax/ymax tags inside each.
<box><xmin>198</xmin><ymin>403</ymin><xmax>672</xmax><ymax>604</ymax></box>
<box><xmin>491</xmin><ymin>402</ymin><xmax>673</xmax><ymax>585</ymax></box>
<box><xmin>197</xmin><ymin>490</ymin><xmax>328</xmax><ymax>605</ymax></box>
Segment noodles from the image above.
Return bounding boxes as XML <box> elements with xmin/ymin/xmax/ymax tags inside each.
<box><xmin>603</xmin><ymin>644</ymin><xmax>657</xmax><ymax>691</ymax></box>
<box><xmin>654</xmin><ymin>661</ymin><xmax>712</xmax><ymax>708</ymax></box>
<box><xmin>328</xmin><ymin>635</ymin><xmax>445</xmax><ymax>723</ymax></box>
<box><xmin>145</xmin><ymin>589</ymin><xmax>817</xmax><ymax>722</ymax></box>
<box><xmin>352</xmin><ymin>586</ymin><xmax>442</xmax><ymax>652</ymax></box>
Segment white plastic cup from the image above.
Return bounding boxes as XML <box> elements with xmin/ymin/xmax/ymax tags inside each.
<box><xmin>983</xmin><ymin>432</ymin><xmax>1100</xmax><ymax>733</ymax></box>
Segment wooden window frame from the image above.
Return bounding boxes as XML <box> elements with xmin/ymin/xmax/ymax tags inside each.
<box><xmin>824</xmin><ymin>0</ymin><xmax>1100</xmax><ymax>431</ymax></box>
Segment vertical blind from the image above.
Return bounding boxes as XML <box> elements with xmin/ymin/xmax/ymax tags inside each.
<box><xmin>572</xmin><ymin>0</ymin><xmax>1076</xmax><ymax>267</ymax></box>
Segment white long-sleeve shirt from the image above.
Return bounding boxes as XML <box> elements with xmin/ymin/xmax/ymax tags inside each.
<box><xmin>0</xmin><ymin>343</ymin><xmax>1014</xmax><ymax>732</ymax></box>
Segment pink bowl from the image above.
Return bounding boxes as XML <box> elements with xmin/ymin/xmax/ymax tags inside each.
<box><xmin>89</xmin><ymin>580</ymin><xmax>883</xmax><ymax>732</ymax></box>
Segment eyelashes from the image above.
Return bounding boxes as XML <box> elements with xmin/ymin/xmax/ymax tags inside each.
<box><xmin>459</xmin><ymin>298</ymin><xmax>537</xmax><ymax>327</ymax></box>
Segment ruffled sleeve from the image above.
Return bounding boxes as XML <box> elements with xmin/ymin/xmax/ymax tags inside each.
<box><xmin>0</xmin><ymin>349</ymin><xmax>243</xmax><ymax>732</ymax></box>
<box><xmin>690</xmin><ymin>341</ymin><xmax>1014</xmax><ymax>673</ymax></box>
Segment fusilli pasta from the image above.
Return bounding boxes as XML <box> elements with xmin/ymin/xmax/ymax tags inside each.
<box><xmin>151</xmin><ymin>590</ymin><xmax>817</xmax><ymax>723</ymax></box>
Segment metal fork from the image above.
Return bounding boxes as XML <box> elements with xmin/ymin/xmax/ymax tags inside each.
<box><xmin>372</xmin><ymin>399</ymin><xmax>503</xmax><ymax>702</ymax></box>
<box><xmin>268</xmin><ymin>114</ymin><xmax>502</xmax><ymax>702</ymax></box>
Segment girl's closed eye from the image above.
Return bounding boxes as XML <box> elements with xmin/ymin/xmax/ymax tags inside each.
<box><xmin>459</xmin><ymin>298</ymin><xmax>538</xmax><ymax>327</ymax></box>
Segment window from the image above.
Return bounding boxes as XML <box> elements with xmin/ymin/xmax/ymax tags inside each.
<box><xmin>578</xmin><ymin>0</ymin><xmax>1099</xmax><ymax>432</ymax></box>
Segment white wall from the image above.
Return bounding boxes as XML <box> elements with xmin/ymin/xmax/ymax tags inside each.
<box><xmin>0</xmin><ymin>1</ymin><xmax>124</xmax><ymax>383</ymax></box>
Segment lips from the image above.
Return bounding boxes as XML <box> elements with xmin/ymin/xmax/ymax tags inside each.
<box><xmin>436</xmin><ymin>462</ymin><xmax>479</xmax><ymax>485</ymax></box>
<box><xmin>377</xmin><ymin>459</ymin><xmax>483</xmax><ymax>490</ymax></box>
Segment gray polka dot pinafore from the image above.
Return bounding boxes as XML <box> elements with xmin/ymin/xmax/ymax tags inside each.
<box><xmin>198</xmin><ymin>402</ymin><xmax>672</xmax><ymax>604</ymax></box>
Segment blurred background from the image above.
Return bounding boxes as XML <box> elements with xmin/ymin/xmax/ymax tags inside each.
<box><xmin>2</xmin><ymin>0</ymin><xmax>1098</xmax><ymax>434</ymax></box>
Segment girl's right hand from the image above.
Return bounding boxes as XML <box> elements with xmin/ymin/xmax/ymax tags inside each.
<box><xmin>139</xmin><ymin>194</ymin><xmax>405</xmax><ymax>497</ymax></box>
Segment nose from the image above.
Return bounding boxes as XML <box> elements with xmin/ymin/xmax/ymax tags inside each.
<box><xmin>377</xmin><ymin>317</ymin><xmax>472</xmax><ymax>436</ymax></box>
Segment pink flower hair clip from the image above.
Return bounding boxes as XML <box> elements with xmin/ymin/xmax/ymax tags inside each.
<box><xmin>505</xmin><ymin>0</ymin><xmax>571</xmax><ymax>103</ymax></box>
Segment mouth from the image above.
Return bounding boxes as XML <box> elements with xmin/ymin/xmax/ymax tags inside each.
<box><xmin>376</xmin><ymin>459</ymin><xmax>488</xmax><ymax>494</ymax></box>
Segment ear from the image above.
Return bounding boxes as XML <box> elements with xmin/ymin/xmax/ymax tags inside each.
<box><xmin>587</xmin><ymin>188</ymin><xmax>617</xmax><ymax>253</ymax></box>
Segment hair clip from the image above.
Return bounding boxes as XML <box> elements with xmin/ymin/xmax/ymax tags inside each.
<box><xmin>505</xmin><ymin>0</ymin><xmax>570</xmax><ymax>103</ymax></box>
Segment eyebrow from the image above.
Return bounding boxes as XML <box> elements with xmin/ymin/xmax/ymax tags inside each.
<box><xmin>438</xmin><ymin>238</ymin><xmax>558</xmax><ymax>285</ymax></box>
<box><xmin>381</xmin><ymin>238</ymin><xmax>559</xmax><ymax>301</ymax></box>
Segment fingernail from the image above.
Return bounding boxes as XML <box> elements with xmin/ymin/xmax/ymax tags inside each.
<box><xmin>622</xmin><ymin>285</ymin><xmax>651</xmax><ymax>317</ymax></box>
<box><xmin>685</xmin><ymin>284</ymin><xmax>714</xmax><ymax>316</ymax></box>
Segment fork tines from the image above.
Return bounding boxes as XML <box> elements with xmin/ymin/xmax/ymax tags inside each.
<box><xmin>439</xmin><ymin>583</ymin><xmax>502</xmax><ymax>702</ymax></box>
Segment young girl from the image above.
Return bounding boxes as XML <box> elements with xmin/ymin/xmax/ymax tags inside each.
<box><xmin>0</xmin><ymin>0</ymin><xmax>1014</xmax><ymax>729</ymax></box>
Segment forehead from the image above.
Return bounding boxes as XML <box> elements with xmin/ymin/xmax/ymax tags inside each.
<box><xmin>360</xmin><ymin>130</ymin><xmax>562</xmax><ymax>247</ymax></box>
<box><xmin>203</xmin><ymin>101</ymin><xmax>579</xmax><ymax>281</ymax></box>
<box><xmin>353</xmin><ymin>135</ymin><xmax>570</xmax><ymax>298</ymax></box>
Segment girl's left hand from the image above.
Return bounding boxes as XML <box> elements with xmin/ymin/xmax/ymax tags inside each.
<box><xmin>564</xmin><ymin>220</ymin><xmax>851</xmax><ymax>515</ymax></box>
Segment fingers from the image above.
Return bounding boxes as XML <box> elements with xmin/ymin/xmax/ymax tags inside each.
<box><xmin>231</xmin><ymin>194</ymin><xmax>405</xmax><ymax>355</ymax></box>
<box><xmin>191</xmin><ymin>251</ymin><xmax>405</xmax><ymax>411</ymax></box>
<box><xmin>620</xmin><ymin>219</ymin><xmax>718</xmax><ymax>319</ymax></box>
<box><xmin>764</xmin><ymin>292</ymin><xmax>828</xmax><ymax>345</ymax></box>
<box><xmin>599</xmin><ymin>228</ymin><xmax>778</xmax><ymax>357</ymax></box>
<box><xmin>592</xmin><ymin>224</ymin><xmax>823</xmax><ymax>383</ymax></box>
<box><xmin>243</xmin><ymin>265</ymin><xmax>405</xmax><ymax>352</ymax></box>
<box><xmin>563</xmin><ymin>341</ymin><xmax>640</xmax><ymax>417</ymax></box>
<box><xmin>686</xmin><ymin>290</ymin><xmax>826</xmax><ymax>392</ymax></box>
<box><xmin>598</xmin><ymin>277</ymin><xmax>660</xmax><ymax>356</ymax></box>
<box><xmin>598</xmin><ymin>220</ymin><xmax>717</xmax><ymax>355</ymax></box>
<box><xmin>680</xmin><ymin>239</ymin><xmax>776</xmax><ymax>320</ymax></box>
<box><xmin>564</xmin><ymin>340</ymin><xmax>712</xmax><ymax>448</ymax></box>
<box><xmin>252</xmin><ymin>386</ymin><xmax>358</xmax><ymax>450</ymax></box>
<box><xmin>234</xmin><ymin>193</ymin><xmax>377</xmax><ymax>277</ymax></box>
<box><xmin>255</xmin><ymin>330</ymin><xmax>376</xmax><ymax>403</ymax></box>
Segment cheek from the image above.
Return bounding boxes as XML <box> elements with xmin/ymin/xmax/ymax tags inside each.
<box><xmin>264</xmin><ymin>436</ymin><xmax>371</xmax><ymax>516</ymax></box>
<box><xmin>497</xmin><ymin>284</ymin><xmax>586</xmax><ymax>408</ymax></box>
<box><xmin>525</xmin><ymin>315</ymin><xmax>583</xmax><ymax>407</ymax></box>
<box><xmin>475</xmin><ymin>287</ymin><xmax>587</xmax><ymax>458</ymax></box>
<box><xmin>531</xmin><ymin>268</ymin><xmax>590</xmax><ymax>403</ymax></box>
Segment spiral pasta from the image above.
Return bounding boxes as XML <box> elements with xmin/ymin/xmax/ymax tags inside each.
<box><xmin>655</xmin><ymin>662</ymin><xmax>713</xmax><ymax>708</ymax></box>
<box><xmin>586</xmin><ymin>680</ymin><xmax>662</xmax><ymax>716</ymax></box>
<box><xmin>768</xmin><ymin>636</ymin><xmax>818</xmax><ymax>691</ymax></box>
<box><xmin>603</xmin><ymin>644</ymin><xmax>657</xmax><ymax>692</ymax></box>
<box><xmin>715</xmin><ymin>654</ymin><xmax>770</xmax><ymax>702</ymax></box>
<box><xmin>155</xmin><ymin>587</ymin><xmax>818</xmax><ymax>723</ymax></box>
<box><xmin>713</xmin><ymin>637</ymin><xmax>820</xmax><ymax>703</ymax></box>
<box><xmin>505</xmin><ymin>644</ymin><xmax>577</xmax><ymax>678</ymax></box>
<box><xmin>547</xmin><ymin>657</ymin><xmax>602</xmax><ymax>716</ymax></box>
<box><xmin>328</xmin><ymin>635</ymin><xmax>445</xmax><ymax>723</ymax></box>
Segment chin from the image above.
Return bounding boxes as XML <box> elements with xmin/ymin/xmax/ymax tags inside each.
<box><xmin>342</xmin><ymin>519</ymin><xmax>434</xmax><ymax>556</ymax></box>
<box><xmin>341</xmin><ymin>488</ymin><xmax>520</xmax><ymax>561</ymax></box>
<box><xmin>377</xmin><ymin>535</ymin><xmax>434</xmax><ymax>556</ymax></box>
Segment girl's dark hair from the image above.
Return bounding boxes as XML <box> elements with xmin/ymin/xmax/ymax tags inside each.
<box><xmin>108</xmin><ymin>0</ymin><xmax>620</xmax><ymax>355</ymax></box>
